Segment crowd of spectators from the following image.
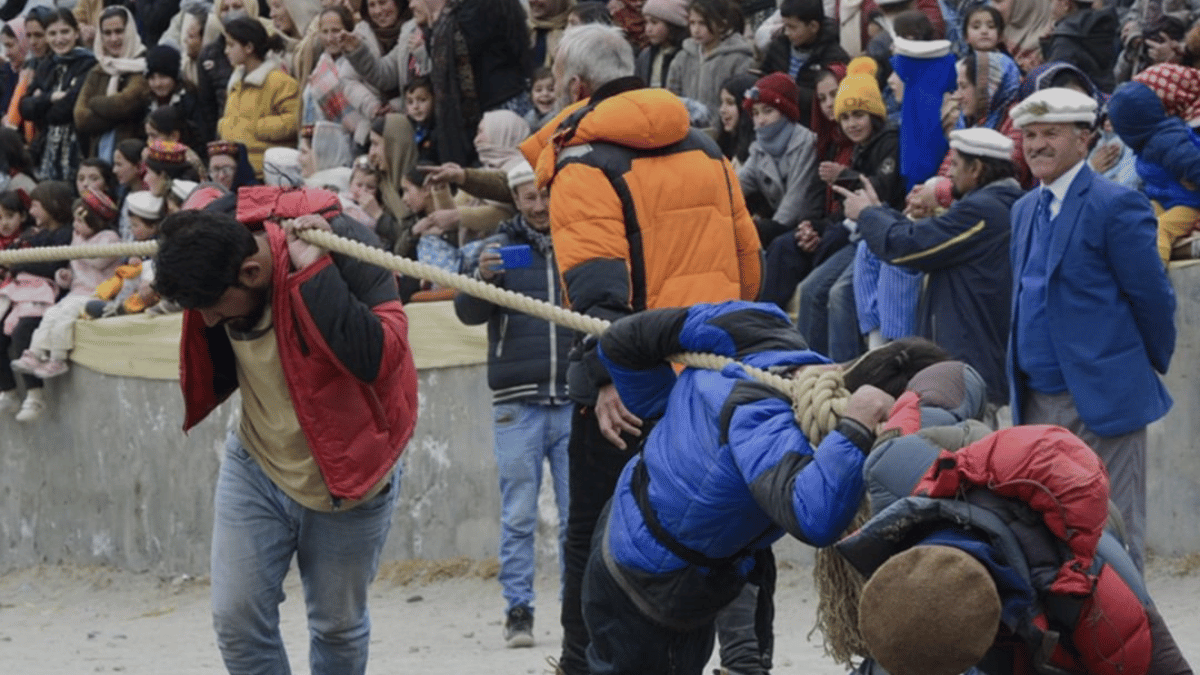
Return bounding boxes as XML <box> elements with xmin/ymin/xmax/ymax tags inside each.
<box><xmin>0</xmin><ymin>0</ymin><xmax>1194</xmax><ymax>670</ymax></box>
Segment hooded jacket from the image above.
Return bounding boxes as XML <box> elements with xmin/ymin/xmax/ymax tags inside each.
<box><xmin>596</xmin><ymin>302</ymin><xmax>874</xmax><ymax>630</ymax></box>
<box><xmin>1109</xmin><ymin>79</ymin><xmax>1200</xmax><ymax>211</ymax></box>
<box><xmin>179</xmin><ymin>187</ymin><xmax>418</xmax><ymax>504</ymax></box>
<box><xmin>666</xmin><ymin>32</ymin><xmax>755</xmax><ymax>120</ymax></box>
<box><xmin>519</xmin><ymin>79</ymin><xmax>762</xmax><ymax>402</ymax></box>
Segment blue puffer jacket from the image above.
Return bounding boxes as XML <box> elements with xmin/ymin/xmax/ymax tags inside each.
<box><xmin>596</xmin><ymin>302</ymin><xmax>872</xmax><ymax>630</ymax></box>
<box><xmin>1109</xmin><ymin>81</ymin><xmax>1200</xmax><ymax>210</ymax></box>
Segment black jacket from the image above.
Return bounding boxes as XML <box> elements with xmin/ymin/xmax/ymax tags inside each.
<box><xmin>19</xmin><ymin>48</ymin><xmax>97</xmax><ymax>129</ymax></box>
<box><xmin>454</xmin><ymin>217</ymin><xmax>572</xmax><ymax>403</ymax></box>
<box><xmin>195</xmin><ymin>38</ymin><xmax>233</xmax><ymax>145</ymax></box>
<box><xmin>635</xmin><ymin>45</ymin><xmax>679</xmax><ymax>90</ymax></box>
<box><xmin>457</xmin><ymin>0</ymin><xmax>531</xmax><ymax>111</ymax></box>
<box><xmin>1042</xmin><ymin>7</ymin><xmax>1119</xmax><ymax>93</ymax></box>
<box><xmin>760</xmin><ymin>19</ymin><xmax>849</xmax><ymax>129</ymax></box>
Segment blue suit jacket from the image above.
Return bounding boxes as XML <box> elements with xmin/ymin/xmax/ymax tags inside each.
<box><xmin>1007</xmin><ymin>164</ymin><xmax>1175</xmax><ymax>436</ymax></box>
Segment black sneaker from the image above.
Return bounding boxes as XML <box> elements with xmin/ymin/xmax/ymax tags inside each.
<box><xmin>504</xmin><ymin>605</ymin><xmax>534</xmax><ymax>648</ymax></box>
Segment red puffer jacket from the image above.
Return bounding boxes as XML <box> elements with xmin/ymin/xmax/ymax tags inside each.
<box><xmin>179</xmin><ymin>187</ymin><xmax>418</xmax><ymax>502</ymax></box>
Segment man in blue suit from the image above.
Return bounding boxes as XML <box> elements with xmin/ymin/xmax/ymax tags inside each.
<box><xmin>1007</xmin><ymin>87</ymin><xmax>1176</xmax><ymax>573</ymax></box>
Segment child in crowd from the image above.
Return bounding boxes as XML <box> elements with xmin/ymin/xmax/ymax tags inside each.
<box><xmin>0</xmin><ymin>189</ymin><xmax>33</xmax><ymax>415</ymax></box>
<box><xmin>524</xmin><ymin>67</ymin><xmax>558</xmax><ymax>131</ymax></box>
<box><xmin>405</xmin><ymin>75</ymin><xmax>437</xmax><ymax>162</ymax></box>
<box><xmin>0</xmin><ymin>181</ymin><xmax>72</xmax><ymax>421</ymax></box>
<box><xmin>166</xmin><ymin>179</ymin><xmax>199</xmax><ymax>214</ymax></box>
<box><xmin>760</xmin><ymin>0</ymin><xmax>850</xmax><ymax>129</ymax></box>
<box><xmin>345</xmin><ymin>155</ymin><xmax>383</xmax><ymax>230</ymax></box>
<box><xmin>145</xmin><ymin>105</ymin><xmax>205</xmax><ymax>176</ymax></box>
<box><xmin>84</xmin><ymin>191</ymin><xmax>162</xmax><ymax>319</ymax></box>
<box><xmin>962</xmin><ymin>3</ymin><xmax>1006</xmax><ymax>53</ymax></box>
<box><xmin>143</xmin><ymin>139</ymin><xmax>200</xmax><ymax>203</ymax></box>
<box><xmin>12</xmin><ymin>189</ymin><xmax>122</xmax><ymax>386</ymax></box>
<box><xmin>716</xmin><ymin>73</ymin><xmax>757</xmax><ymax>167</ymax></box>
<box><xmin>113</xmin><ymin>139</ymin><xmax>145</xmax><ymax>200</ymax></box>
<box><xmin>76</xmin><ymin>158</ymin><xmax>116</xmax><ymax>199</ymax></box>
<box><xmin>796</xmin><ymin>57</ymin><xmax>903</xmax><ymax>363</ymax></box>
<box><xmin>666</xmin><ymin>0</ymin><xmax>754</xmax><ymax>121</ymax></box>
<box><xmin>636</xmin><ymin>0</ymin><xmax>689</xmax><ymax>90</ymax></box>
<box><xmin>738</xmin><ymin>72</ymin><xmax>820</xmax><ymax>250</ymax></box>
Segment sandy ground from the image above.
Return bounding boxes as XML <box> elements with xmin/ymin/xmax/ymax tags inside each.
<box><xmin>0</xmin><ymin>555</ymin><xmax>1197</xmax><ymax>674</ymax></box>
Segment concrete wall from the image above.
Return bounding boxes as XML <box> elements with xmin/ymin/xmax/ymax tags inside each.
<box><xmin>5</xmin><ymin>260</ymin><xmax>1200</xmax><ymax>574</ymax></box>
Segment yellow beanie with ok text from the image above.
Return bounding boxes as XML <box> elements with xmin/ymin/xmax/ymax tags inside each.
<box><xmin>834</xmin><ymin>56</ymin><xmax>887</xmax><ymax>121</ymax></box>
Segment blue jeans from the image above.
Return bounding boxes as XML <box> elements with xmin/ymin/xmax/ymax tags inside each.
<box><xmin>210</xmin><ymin>433</ymin><xmax>401</xmax><ymax>675</ymax></box>
<box><xmin>493</xmin><ymin>400</ymin><xmax>571</xmax><ymax>611</ymax></box>
<box><xmin>797</xmin><ymin>245</ymin><xmax>862</xmax><ymax>362</ymax></box>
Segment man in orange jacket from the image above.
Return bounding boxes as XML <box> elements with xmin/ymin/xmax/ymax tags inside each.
<box><xmin>519</xmin><ymin>23</ymin><xmax>763</xmax><ymax>675</ymax></box>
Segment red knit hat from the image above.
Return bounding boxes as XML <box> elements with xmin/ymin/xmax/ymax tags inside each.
<box><xmin>744</xmin><ymin>72</ymin><xmax>801</xmax><ymax>123</ymax></box>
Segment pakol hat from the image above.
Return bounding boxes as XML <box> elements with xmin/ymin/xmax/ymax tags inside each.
<box><xmin>744</xmin><ymin>72</ymin><xmax>802</xmax><ymax>123</ymax></box>
<box><xmin>835</xmin><ymin>56</ymin><xmax>887</xmax><ymax>121</ymax></box>
<box><xmin>81</xmin><ymin>189</ymin><xmax>118</xmax><ymax>222</ymax></box>
<box><xmin>146</xmin><ymin>139</ymin><xmax>189</xmax><ymax>168</ymax></box>
<box><xmin>170</xmin><ymin>179</ymin><xmax>199</xmax><ymax>203</ymax></box>
<box><xmin>125</xmin><ymin>191</ymin><xmax>163</xmax><ymax>221</ymax></box>
<box><xmin>949</xmin><ymin>128</ymin><xmax>1014</xmax><ymax>161</ymax></box>
<box><xmin>642</xmin><ymin>0</ymin><xmax>689</xmax><ymax>27</ymax></box>
<box><xmin>506</xmin><ymin>160</ymin><xmax>536</xmax><ymax>190</ymax></box>
<box><xmin>1010</xmin><ymin>87</ymin><xmax>1098</xmax><ymax>129</ymax></box>
<box><xmin>207</xmin><ymin>140</ymin><xmax>241</xmax><ymax>158</ymax></box>
<box><xmin>859</xmin><ymin>545</ymin><xmax>1001</xmax><ymax>675</ymax></box>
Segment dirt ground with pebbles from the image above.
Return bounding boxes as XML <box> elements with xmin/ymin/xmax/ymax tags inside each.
<box><xmin>0</xmin><ymin>555</ymin><xmax>1197</xmax><ymax>674</ymax></box>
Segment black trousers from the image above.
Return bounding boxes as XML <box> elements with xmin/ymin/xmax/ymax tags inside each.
<box><xmin>559</xmin><ymin>404</ymin><xmax>642</xmax><ymax>675</ymax></box>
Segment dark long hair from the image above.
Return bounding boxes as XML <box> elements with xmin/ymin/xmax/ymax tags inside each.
<box><xmin>716</xmin><ymin>73</ymin><xmax>756</xmax><ymax>164</ymax></box>
<box><xmin>223</xmin><ymin>16</ymin><xmax>285</xmax><ymax>60</ymax></box>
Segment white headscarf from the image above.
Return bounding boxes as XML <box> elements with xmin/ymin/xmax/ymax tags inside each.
<box><xmin>94</xmin><ymin>6</ymin><xmax>146</xmax><ymax>95</ymax></box>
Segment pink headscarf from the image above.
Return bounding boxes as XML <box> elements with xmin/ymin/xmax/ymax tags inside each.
<box><xmin>1133</xmin><ymin>63</ymin><xmax>1200</xmax><ymax>127</ymax></box>
<box><xmin>3</xmin><ymin>18</ymin><xmax>27</xmax><ymax>70</ymax></box>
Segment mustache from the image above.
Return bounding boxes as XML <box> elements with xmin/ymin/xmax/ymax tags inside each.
<box><xmin>1028</xmin><ymin>149</ymin><xmax>1056</xmax><ymax>159</ymax></box>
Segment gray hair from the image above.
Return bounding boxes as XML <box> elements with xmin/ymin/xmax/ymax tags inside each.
<box><xmin>556</xmin><ymin>24</ymin><xmax>635</xmax><ymax>92</ymax></box>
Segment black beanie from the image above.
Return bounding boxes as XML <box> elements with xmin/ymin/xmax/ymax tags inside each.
<box><xmin>146</xmin><ymin>45</ymin><xmax>181</xmax><ymax>80</ymax></box>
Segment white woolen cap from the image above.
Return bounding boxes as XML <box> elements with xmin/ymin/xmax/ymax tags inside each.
<box><xmin>506</xmin><ymin>160</ymin><xmax>536</xmax><ymax>190</ymax></box>
<box><xmin>949</xmin><ymin>128</ymin><xmax>1015</xmax><ymax>161</ymax></box>
<box><xmin>1010</xmin><ymin>87</ymin><xmax>1098</xmax><ymax>129</ymax></box>
<box><xmin>892</xmin><ymin>36</ymin><xmax>952</xmax><ymax>59</ymax></box>
<box><xmin>125</xmin><ymin>191</ymin><xmax>163</xmax><ymax>221</ymax></box>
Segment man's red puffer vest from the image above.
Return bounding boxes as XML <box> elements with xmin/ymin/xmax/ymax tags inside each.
<box><xmin>179</xmin><ymin>187</ymin><xmax>418</xmax><ymax>502</ymax></box>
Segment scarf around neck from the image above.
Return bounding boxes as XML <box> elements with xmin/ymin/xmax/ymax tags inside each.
<box><xmin>500</xmin><ymin>213</ymin><xmax>553</xmax><ymax>259</ymax></box>
<box><xmin>756</xmin><ymin>117</ymin><xmax>795</xmax><ymax>158</ymax></box>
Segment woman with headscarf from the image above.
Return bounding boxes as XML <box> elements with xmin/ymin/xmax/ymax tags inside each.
<box><xmin>303</xmin><ymin>5</ymin><xmax>383</xmax><ymax>150</ymax></box>
<box><xmin>910</xmin><ymin>48</ymin><xmax>1028</xmax><ymax>215</ymax></box>
<box><xmin>73</xmin><ymin>6</ymin><xmax>149</xmax><ymax>162</ymax></box>
<box><xmin>1</xmin><ymin>19</ymin><xmax>28</xmax><ymax>125</ymax></box>
<box><xmin>368</xmin><ymin>113</ymin><xmax>418</xmax><ymax>256</ymax></box>
<box><xmin>340</xmin><ymin>0</ymin><xmax>427</xmax><ymax>104</ymax></box>
<box><xmin>206</xmin><ymin>139</ymin><xmax>259</xmax><ymax>191</ymax></box>
<box><xmin>19</xmin><ymin>9</ymin><xmax>96</xmax><ymax>181</ymax></box>
<box><xmin>996</xmin><ymin>0</ymin><xmax>1054</xmax><ymax>73</ymax></box>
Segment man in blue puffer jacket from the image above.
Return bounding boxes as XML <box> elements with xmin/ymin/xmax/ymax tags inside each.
<box><xmin>584</xmin><ymin>301</ymin><xmax>948</xmax><ymax>675</ymax></box>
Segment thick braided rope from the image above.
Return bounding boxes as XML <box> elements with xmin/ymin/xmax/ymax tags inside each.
<box><xmin>0</xmin><ymin>232</ymin><xmax>848</xmax><ymax>436</ymax></box>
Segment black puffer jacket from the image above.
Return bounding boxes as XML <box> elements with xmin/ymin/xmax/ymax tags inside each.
<box><xmin>1041</xmin><ymin>7</ymin><xmax>1119</xmax><ymax>93</ymax></box>
<box><xmin>454</xmin><ymin>216</ymin><xmax>572</xmax><ymax>403</ymax></box>
<box><xmin>759</xmin><ymin>19</ymin><xmax>849</xmax><ymax>130</ymax></box>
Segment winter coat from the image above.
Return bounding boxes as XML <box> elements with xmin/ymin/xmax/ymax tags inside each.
<box><xmin>838</xmin><ymin>425</ymin><xmax>1189</xmax><ymax>675</ymax></box>
<box><xmin>454</xmin><ymin>217</ymin><xmax>573</xmax><ymax>403</ymax></box>
<box><xmin>1041</xmin><ymin>7</ymin><xmax>1119</xmax><ymax>93</ymax></box>
<box><xmin>179</xmin><ymin>187</ymin><xmax>417</xmax><ymax>503</ymax></box>
<box><xmin>1008</xmin><ymin>164</ymin><xmax>1175</xmax><ymax>436</ymax></box>
<box><xmin>836</xmin><ymin>123</ymin><xmax>905</xmax><ymax>211</ymax></box>
<box><xmin>18</xmin><ymin>48</ymin><xmax>96</xmax><ymax>132</ymax></box>
<box><xmin>519</xmin><ymin>79</ymin><xmax>762</xmax><ymax>403</ymax></box>
<box><xmin>72</xmin><ymin>66</ymin><xmax>151</xmax><ymax>158</ymax></box>
<box><xmin>737</xmin><ymin>123</ymin><xmax>821</xmax><ymax>228</ymax></box>
<box><xmin>634</xmin><ymin>44</ymin><xmax>679</xmax><ymax>90</ymax></box>
<box><xmin>195</xmin><ymin>38</ymin><xmax>233</xmax><ymax>144</ymax></box>
<box><xmin>596</xmin><ymin>302</ymin><xmax>875</xmax><ymax>630</ymax></box>
<box><xmin>1109</xmin><ymin>80</ymin><xmax>1200</xmax><ymax>211</ymax></box>
<box><xmin>858</xmin><ymin>178</ymin><xmax>1023</xmax><ymax>404</ymax></box>
<box><xmin>759</xmin><ymin>20</ymin><xmax>850</xmax><ymax>127</ymax></box>
<box><xmin>454</xmin><ymin>0</ymin><xmax>532</xmax><ymax>111</ymax></box>
<box><xmin>218</xmin><ymin>57</ymin><xmax>300</xmax><ymax>177</ymax></box>
<box><xmin>666</xmin><ymin>32</ymin><xmax>755</xmax><ymax>121</ymax></box>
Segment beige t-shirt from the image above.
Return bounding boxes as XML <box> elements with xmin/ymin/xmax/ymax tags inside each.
<box><xmin>228</xmin><ymin>304</ymin><xmax>388</xmax><ymax>511</ymax></box>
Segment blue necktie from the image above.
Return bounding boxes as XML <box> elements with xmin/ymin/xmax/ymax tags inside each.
<box><xmin>1035</xmin><ymin>188</ymin><xmax>1053</xmax><ymax>235</ymax></box>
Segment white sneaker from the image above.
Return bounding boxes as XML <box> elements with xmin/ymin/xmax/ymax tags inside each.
<box><xmin>15</xmin><ymin>391</ymin><xmax>44</xmax><ymax>423</ymax></box>
<box><xmin>0</xmin><ymin>390</ymin><xmax>19</xmax><ymax>414</ymax></box>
